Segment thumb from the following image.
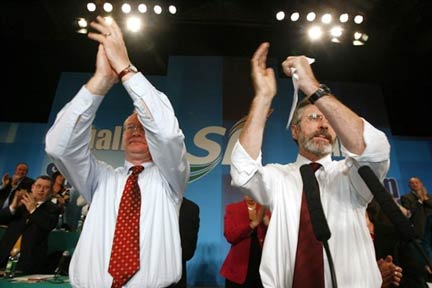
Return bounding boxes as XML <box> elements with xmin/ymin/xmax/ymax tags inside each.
<box><xmin>384</xmin><ymin>255</ymin><xmax>393</xmax><ymax>263</ymax></box>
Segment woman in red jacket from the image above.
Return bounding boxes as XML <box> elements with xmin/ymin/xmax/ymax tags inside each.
<box><xmin>220</xmin><ymin>195</ymin><xmax>270</xmax><ymax>287</ymax></box>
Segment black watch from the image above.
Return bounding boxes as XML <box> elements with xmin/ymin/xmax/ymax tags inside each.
<box><xmin>308</xmin><ymin>84</ymin><xmax>331</xmax><ymax>104</ymax></box>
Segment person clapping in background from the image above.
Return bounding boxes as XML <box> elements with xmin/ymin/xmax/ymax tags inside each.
<box><xmin>0</xmin><ymin>176</ymin><xmax>60</xmax><ymax>274</ymax></box>
<box><xmin>0</xmin><ymin>163</ymin><xmax>34</xmax><ymax>209</ymax></box>
<box><xmin>220</xmin><ymin>195</ymin><xmax>270</xmax><ymax>287</ymax></box>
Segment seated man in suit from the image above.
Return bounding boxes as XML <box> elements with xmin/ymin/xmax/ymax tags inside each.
<box><xmin>0</xmin><ymin>175</ymin><xmax>61</xmax><ymax>274</ymax></box>
<box><xmin>0</xmin><ymin>162</ymin><xmax>34</xmax><ymax>209</ymax></box>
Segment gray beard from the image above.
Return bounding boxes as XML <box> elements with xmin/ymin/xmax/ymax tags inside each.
<box><xmin>303</xmin><ymin>138</ymin><xmax>333</xmax><ymax>158</ymax></box>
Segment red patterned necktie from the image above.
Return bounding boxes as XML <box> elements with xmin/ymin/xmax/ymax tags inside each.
<box><xmin>292</xmin><ymin>162</ymin><xmax>324</xmax><ymax>288</ymax></box>
<box><xmin>108</xmin><ymin>165</ymin><xmax>144</xmax><ymax>288</ymax></box>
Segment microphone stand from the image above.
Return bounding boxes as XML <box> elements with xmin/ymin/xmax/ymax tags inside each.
<box><xmin>323</xmin><ymin>241</ymin><xmax>337</xmax><ymax>288</ymax></box>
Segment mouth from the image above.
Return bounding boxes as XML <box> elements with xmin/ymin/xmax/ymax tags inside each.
<box><xmin>128</xmin><ymin>137</ymin><xmax>144</xmax><ymax>145</ymax></box>
<box><xmin>314</xmin><ymin>134</ymin><xmax>331</xmax><ymax>143</ymax></box>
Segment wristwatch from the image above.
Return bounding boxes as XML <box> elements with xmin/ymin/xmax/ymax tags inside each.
<box><xmin>308</xmin><ymin>84</ymin><xmax>332</xmax><ymax>104</ymax></box>
<box><xmin>118</xmin><ymin>64</ymin><xmax>138</xmax><ymax>80</ymax></box>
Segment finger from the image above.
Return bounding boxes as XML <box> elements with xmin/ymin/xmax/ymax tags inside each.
<box><xmin>266</xmin><ymin>67</ymin><xmax>276</xmax><ymax>82</ymax></box>
<box><xmin>106</xmin><ymin>17</ymin><xmax>121</xmax><ymax>36</ymax></box>
<box><xmin>252</xmin><ymin>42</ymin><xmax>270</xmax><ymax>70</ymax></box>
<box><xmin>87</xmin><ymin>32</ymin><xmax>106</xmax><ymax>43</ymax></box>
<box><xmin>282</xmin><ymin>59</ymin><xmax>293</xmax><ymax>76</ymax></box>
<box><xmin>384</xmin><ymin>255</ymin><xmax>393</xmax><ymax>262</ymax></box>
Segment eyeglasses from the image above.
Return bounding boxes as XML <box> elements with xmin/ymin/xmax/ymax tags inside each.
<box><xmin>124</xmin><ymin>124</ymin><xmax>145</xmax><ymax>133</ymax></box>
<box><xmin>304</xmin><ymin>113</ymin><xmax>326</xmax><ymax>123</ymax></box>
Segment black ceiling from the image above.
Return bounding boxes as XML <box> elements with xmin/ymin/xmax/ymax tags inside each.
<box><xmin>2</xmin><ymin>0</ymin><xmax>431</xmax><ymax>136</ymax></box>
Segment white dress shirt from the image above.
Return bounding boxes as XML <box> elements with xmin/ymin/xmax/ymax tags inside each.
<box><xmin>230</xmin><ymin>119</ymin><xmax>390</xmax><ymax>288</ymax></box>
<box><xmin>45</xmin><ymin>73</ymin><xmax>189</xmax><ymax>288</ymax></box>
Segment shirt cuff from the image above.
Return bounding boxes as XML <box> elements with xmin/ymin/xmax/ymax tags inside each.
<box><xmin>230</xmin><ymin>140</ymin><xmax>262</xmax><ymax>186</ymax></box>
<box><xmin>342</xmin><ymin>118</ymin><xmax>390</xmax><ymax>162</ymax></box>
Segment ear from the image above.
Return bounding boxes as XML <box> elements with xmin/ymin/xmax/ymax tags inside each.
<box><xmin>291</xmin><ymin>124</ymin><xmax>299</xmax><ymax>141</ymax></box>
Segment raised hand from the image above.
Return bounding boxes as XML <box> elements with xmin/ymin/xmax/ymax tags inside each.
<box><xmin>88</xmin><ymin>16</ymin><xmax>132</xmax><ymax>76</ymax></box>
<box><xmin>21</xmin><ymin>191</ymin><xmax>38</xmax><ymax>213</ymax></box>
<box><xmin>251</xmin><ymin>42</ymin><xmax>277</xmax><ymax>100</ymax></box>
<box><xmin>281</xmin><ymin>55</ymin><xmax>320</xmax><ymax>96</ymax></box>
<box><xmin>2</xmin><ymin>173</ymin><xmax>10</xmax><ymax>187</ymax></box>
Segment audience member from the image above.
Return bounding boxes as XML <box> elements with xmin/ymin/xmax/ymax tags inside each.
<box><xmin>401</xmin><ymin>177</ymin><xmax>432</xmax><ymax>240</ymax></box>
<box><xmin>45</xmin><ymin>16</ymin><xmax>189</xmax><ymax>287</ymax></box>
<box><xmin>401</xmin><ymin>177</ymin><xmax>432</xmax><ymax>286</ymax></box>
<box><xmin>366</xmin><ymin>201</ymin><xmax>403</xmax><ymax>288</ymax></box>
<box><xmin>50</xmin><ymin>171</ymin><xmax>71</xmax><ymax>230</ymax></box>
<box><xmin>0</xmin><ymin>175</ymin><xmax>61</xmax><ymax>274</ymax></box>
<box><xmin>0</xmin><ymin>163</ymin><xmax>34</xmax><ymax>209</ymax></box>
<box><xmin>230</xmin><ymin>42</ymin><xmax>391</xmax><ymax>287</ymax></box>
<box><xmin>51</xmin><ymin>171</ymin><xmax>70</xmax><ymax>212</ymax></box>
<box><xmin>220</xmin><ymin>195</ymin><xmax>270</xmax><ymax>287</ymax></box>
<box><xmin>173</xmin><ymin>197</ymin><xmax>200</xmax><ymax>288</ymax></box>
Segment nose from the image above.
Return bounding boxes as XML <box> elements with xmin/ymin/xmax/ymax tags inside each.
<box><xmin>131</xmin><ymin>126</ymin><xmax>143</xmax><ymax>135</ymax></box>
<box><xmin>318</xmin><ymin>118</ymin><xmax>330</xmax><ymax>129</ymax></box>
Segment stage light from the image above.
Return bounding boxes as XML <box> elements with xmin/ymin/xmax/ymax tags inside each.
<box><xmin>125</xmin><ymin>16</ymin><xmax>142</xmax><ymax>32</ymax></box>
<box><xmin>339</xmin><ymin>13</ymin><xmax>349</xmax><ymax>23</ymax></box>
<box><xmin>87</xmin><ymin>2</ymin><xmax>96</xmax><ymax>12</ymax></box>
<box><xmin>352</xmin><ymin>31</ymin><xmax>368</xmax><ymax>46</ymax></box>
<box><xmin>168</xmin><ymin>5</ymin><xmax>177</xmax><ymax>15</ymax></box>
<box><xmin>330</xmin><ymin>26</ymin><xmax>343</xmax><ymax>37</ymax></box>
<box><xmin>138</xmin><ymin>4</ymin><xmax>147</xmax><ymax>13</ymax></box>
<box><xmin>75</xmin><ymin>1</ymin><xmax>181</xmax><ymax>36</ymax></box>
<box><xmin>308</xmin><ymin>25</ymin><xmax>323</xmax><ymax>41</ymax></box>
<box><xmin>154</xmin><ymin>5</ymin><xmax>162</xmax><ymax>14</ymax></box>
<box><xmin>354</xmin><ymin>32</ymin><xmax>362</xmax><ymax>40</ymax></box>
<box><xmin>75</xmin><ymin>18</ymin><xmax>88</xmax><ymax>34</ymax></box>
<box><xmin>306</xmin><ymin>12</ymin><xmax>316</xmax><ymax>22</ymax></box>
<box><xmin>273</xmin><ymin>4</ymin><xmax>368</xmax><ymax>46</ymax></box>
<box><xmin>103</xmin><ymin>2</ymin><xmax>113</xmax><ymax>13</ymax></box>
<box><xmin>290</xmin><ymin>12</ymin><xmax>300</xmax><ymax>22</ymax></box>
<box><xmin>121</xmin><ymin>3</ymin><xmax>132</xmax><ymax>14</ymax></box>
<box><xmin>321</xmin><ymin>13</ymin><xmax>332</xmax><ymax>24</ymax></box>
<box><xmin>276</xmin><ymin>11</ymin><xmax>285</xmax><ymax>21</ymax></box>
<box><xmin>354</xmin><ymin>14</ymin><xmax>363</xmax><ymax>24</ymax></box>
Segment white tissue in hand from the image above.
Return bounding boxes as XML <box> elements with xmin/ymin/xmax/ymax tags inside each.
<box><xmin>286</xmin><ymin>57</ymin><xmax>316</xmax><ymax>129</ymax></box>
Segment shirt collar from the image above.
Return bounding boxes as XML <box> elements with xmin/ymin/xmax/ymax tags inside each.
<box><xmin>295</xmin><ymin>153</ymin><xmax>332</xmax><ymax>171</ymax></box>
<box><xmin>124</xmin><ymin>160</ymin><xmax>153</xmax><ymax>174</ymax></box>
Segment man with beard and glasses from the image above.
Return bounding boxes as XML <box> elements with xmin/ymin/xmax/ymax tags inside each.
<box><xmin>230</xmin><ymin>42</ymin><xmax>391</xmax><ymax>287</ymax></box>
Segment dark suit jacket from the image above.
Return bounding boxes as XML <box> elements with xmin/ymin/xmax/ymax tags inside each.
<box><xmin>0</xmin><ymin>200</ymin><xmax>61</xmax><ymax>274</ymax></box>
<box><xmin>220</xmin><ymin>200</ymin><xmax>269</xmax><ymax>284</ymax></box>
<box><xmin>0</xmin><ymin>177</ymin><xmax>34</xmax><ymax>208</ymax></box>
<box><xmin>401</xmin><ymin>191</ymin><xmax>432</xmax><ymax>239</ymax></box>
<box><xmin>172</xmin><ymin>197</ymin><xmax>200</xmax><ymax>288</ymax></box>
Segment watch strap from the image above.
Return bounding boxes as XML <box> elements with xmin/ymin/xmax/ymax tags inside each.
<box><xmin>308</xmin><ymin>84</ymin><xmax>331</xmax><ymax>104</ymax></box>
<box><xmin>118</xmin><ymin>64</ymin><xmax>137</xmax><ymax>80</ymax></box>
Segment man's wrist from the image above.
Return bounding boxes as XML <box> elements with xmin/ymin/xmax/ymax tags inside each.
<box><xmin>308</xmin><ymin>84</ymin><xmax>332</xmax><ymax>104</ymax></box>
<box><xmin>118</xmin><ymin>64</ymin><xmax>138</xmax><ymax>81</ymax></box>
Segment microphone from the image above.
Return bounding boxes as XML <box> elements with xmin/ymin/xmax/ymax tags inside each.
<box><xmin>300</xmin><ymin>164</ymin><xmax>331</xmax><ymax>242</ymax></box>
<box><xmin>357</xmin><ymin>165</ymin><xmax>417</xmax><ymax>241</ymax></box>
<box><xmin>300</xmin><ymin>164</ymin><xmax>337</xmax><ymax>288</ymax></box>
<box><xmin>54</xmin><ymin>250</ymin><xmax>70</xmax><ymax>278</ymax></box>
<box><xmin>358</xmin><ymin>165</ymin><xmax>432</xmax><ymax>271</ymax></box>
